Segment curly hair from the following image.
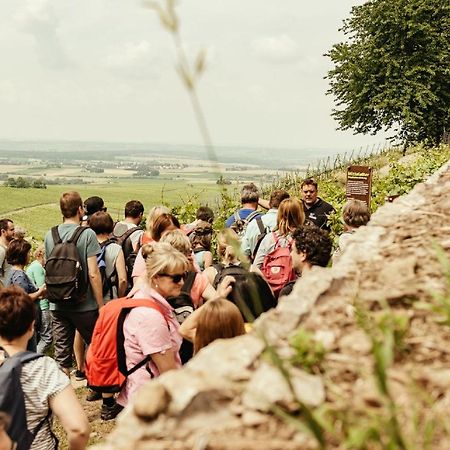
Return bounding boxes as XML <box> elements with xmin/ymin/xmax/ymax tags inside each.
<box><xmin>292</xmin><ymin>225</ymin><xmax>332</xmax><ymax>267</ymax></box>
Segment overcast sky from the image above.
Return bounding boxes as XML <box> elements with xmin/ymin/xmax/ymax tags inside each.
<box><xmin>0</xmin><ymin>0</ymin><xmax>383</xmax><ymax>150</ymax></box>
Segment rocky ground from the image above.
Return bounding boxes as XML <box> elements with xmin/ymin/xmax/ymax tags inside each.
<box><xmin>94</xmin><ymin>161</ymin><xmax>450</xmax><ymax>449</ymax></box>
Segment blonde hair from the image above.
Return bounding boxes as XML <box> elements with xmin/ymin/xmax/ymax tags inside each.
<box><xmin>144</xmin><ymin>242</ymin><xmax>188</xmax><ymax>282</ymax></box>
<box><xmin>33</xmin><ymin>245</ymin><xmax>45</xmax><ymax>259</ymax></box>
<box><xmin>194</xmin><ymin>298</ymin><xmax>245</xmax><ymax>354</ymax></box>
<box><xmin>277</xmin><ymin>198</ymin><xmax>305</xmax><ymax>236</ymax></box>
<box><xmin>343</xmin><ymin>200</ymin><xmax>370</xmax><ymax>228</ymax></box>
<box><xmin>160</xmin><ymin>230</ymin><xmax>191</xmax><ymax>256</ymax></box>
<box><xmin>217</xmin><ymin>228</ymin><xmax>239</xmax><ymax>265</ymax></box>
<box><xmin>146</xmin><ymin>206</ymin><xmax>170</xmax><ymax>233</ymax></box>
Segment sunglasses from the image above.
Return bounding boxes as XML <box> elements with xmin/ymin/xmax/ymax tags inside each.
<box><xmin>159</xmin><ymin>272</ymin><xmax>187</xmax><ymax>283</ymax></box>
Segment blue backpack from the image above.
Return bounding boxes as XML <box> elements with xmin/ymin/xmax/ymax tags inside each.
<box><xmin>0</xmin><ymin>349</ymin><xmax>54</xmax><ymax>450</ymax></box>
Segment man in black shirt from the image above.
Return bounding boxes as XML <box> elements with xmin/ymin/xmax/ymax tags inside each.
<box><xmin>301</xmin><ymin>178</ymin><xmax>335</xmax><ymax>231</ymax></box>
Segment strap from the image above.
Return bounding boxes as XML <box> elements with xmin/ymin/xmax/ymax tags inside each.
<box><xmin>126</xmin><ymin>355</ymin><xmax>151</xmax><ymax>376</ymax></box>
<box><xmin>233</xmin><ymin>211</ymin><xmax>241</xmax><ymax>223</ymax></box>
<box><xmin>68</xmin><ymin>226</ymin><xmax>88</xmax><ymax>244</ymax></box>
<box><xmin>51</xmin><ymin>226</ymin><xmax>62</xmax><ymax>245</ymax></box>
<box><xmin>100</xmin><ymin>239</ymin><xmax>114</xmax><ymax>249</ymax></box>
<box><xmin>181</xmin><ymin>271</ymin><xmax>196</xmax><ymax>295</ymax></box>
<box><xmin>120</xmin><ymin>226</ymin><xmax>142</xmax><ymax>242</ymax></box>
<box><xmin>255</xmin><ymin>217</ymin><xmax>265</xmax><ymax>234</ymax></box>
<box><xmin>193</xmin><ymin>247</ymin><xmax>206</xmax><ymax>254</ymax></box>
<box><xmin>245</xmin><ymin>211</ymin><xmax>260</xmax><ymax>223</ymax></box>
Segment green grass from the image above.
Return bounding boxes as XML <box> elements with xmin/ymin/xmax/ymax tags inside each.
<box><xmin>1</xmin><ymin>180</ymin><xmax>222</xmax><ymax>241</ymax></box>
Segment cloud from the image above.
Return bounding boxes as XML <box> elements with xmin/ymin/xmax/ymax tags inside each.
<box><xmin>16</xmin><ymin>0</ymin><xmax>70</xmax><ymax>70</ymax></box>
<box><xmin>104</xmin><ymin>41</ymin><xmax>162</xmax><ymax>80</ymax></box>
<box><xmin>251</xmin><ymin>34</ymin><xmax>301</xmax><ymax>63</ymax></box>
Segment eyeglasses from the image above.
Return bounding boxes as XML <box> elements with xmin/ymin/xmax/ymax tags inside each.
<box><xmin>158</xmin><ymin>272</ymin><xmax>187</xmax><ymax>283</ymax></box>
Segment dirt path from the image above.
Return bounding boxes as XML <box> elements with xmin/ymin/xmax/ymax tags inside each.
<box><xmin>2</xmin><ymin>202</ymin><xmax>56</xmax><ymax>216</ymax></box>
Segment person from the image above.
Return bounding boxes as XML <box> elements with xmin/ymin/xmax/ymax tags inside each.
<box><xmin>225</xmin><ymin>183</ymin><xmax>262</xmax><ymax>230</ymax></box>
<box><xmin>332</xmin><ymin>200</ymin><xmax>370</xmax><ymax>265</ymax></box>
<box><xmin>112</xmin><ymin>200</ymin><xmax>144</xmax><ymax>253</ymax></box>
<box><xmin>140</xmin><ymin>205</ymin><xmax>170</xmax><ymax>246</ymax></box>
<box><xmin>26</xmin><ymin>245</ymin><xmax>52</xmax><ymax>354</ymax></box>
<box><xmin>0</xmin><ymin>286</ymin><xmax>89</xmax><ymax>449</ymax></box>
<box><xmin>5</xmin><ymin>239</ymin><xmax>46</xmax><ymax>352</ymax></box>
<box><xmin>300</xmin><ymin>178</ymin><xmax>335</xmax><ymax>231</ymax></box>
<box><xmin>179</xmin><ymin>298</ymin><xmax>245</xmax><ymax>354</ymax></box>
<box><xmin>132</xmin><ymin>213</ymin><xmax>181</xmax><ymax>283</ymax></box>
<box><xmin>241</xmin><ymin>189</ymin><xmax>290</xmax><ymax>259</ymax></box>
<box><xmin>44</xmin><ymin>192</ymin><xmax>103</xmax><ymax>379</ymax></box>
<box><xmin>117</xmin><ymin>243</ymin><xmax>189</xmax><ymax>410</ymax></box>
<box><xmin>182</xmin><ymin>206</ymin><xmax>215</xmax><ymax>235</ymax></box>
<box><xmin>0</xmin><ymin>413</ymin><xmax>13</xmax><ymax>450</ymax></box>
<box><xmin>89</xmin><ymin>211</ymin><xmax>128</xmax><ymax>300</ymax></box>
<box><xmin>159</xmin><ymin>230</ymin><xmax>217</xmax><ymax>308</ymax></box>
<box><xmin>280</xmin><ymin>224</ymin><xmax>333</xmax><ymax>297</ymax></box>
<box><xmin>13</xmin><ymin>226</ymin><xmax>27</xmax><ymax>240</ymax></box>
<box><xmin>0</xmin><ymin>219</ymin><xmax>15</xmax><ymax>288</ymax></box>
<box><xmin>81</xmin><ymin>196</ymin><xmax>106</xmax><ymax>225</ymax></box>
<box><xmin>189</xmin><ymin>220</ymin><xmax>213</xmax><ymax>271</ymax></box>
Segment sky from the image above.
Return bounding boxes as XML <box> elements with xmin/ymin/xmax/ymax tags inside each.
<box><xmin>0</xmin><ymin>0</ymin><xmax>384</xmax><ymax>151</ymax></box>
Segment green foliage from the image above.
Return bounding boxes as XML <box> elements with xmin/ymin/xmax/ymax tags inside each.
<box><xmin>289</xmin><ymin>329</ymin><xmax>326</xmax><ymax>373</ymax></box>
<box><xmin>326</xmin><ymin>0</ymin><xmax>450</xmax><ymax>146</ymax></box>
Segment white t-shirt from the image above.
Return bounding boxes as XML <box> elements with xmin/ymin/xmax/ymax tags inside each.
<box><xmin>21</xmin><ymin>356</ymin><xmax>70</xmax><ymax>450</ymax></box>
<box><xmin>113</xmin><ymin>222</ymin><xmax>143</xmax><ymax>250</ymax></box>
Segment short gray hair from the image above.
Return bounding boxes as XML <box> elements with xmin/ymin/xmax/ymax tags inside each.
<box><xmin>240</xmin><ymin>183</ymin><xmax>259</xmax><ymax>204</ymax></box>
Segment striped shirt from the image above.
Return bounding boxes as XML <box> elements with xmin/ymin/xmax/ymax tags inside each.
<box><xmin>21</xmin><ymin>356</ymin><xmax>70</xmax><ymax>450</ymax></box>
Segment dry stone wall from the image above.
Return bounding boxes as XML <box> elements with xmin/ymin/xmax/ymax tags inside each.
<box><xmin>96</xmin><ymin>161</ymin><xmax>450</xmax><ymax>449</ymax></box>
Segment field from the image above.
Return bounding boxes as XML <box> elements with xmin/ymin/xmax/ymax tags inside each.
<box><xmin>0</xmin><ymin>180</ymin><xmax>229</xmax><ymax>241</ymax></box>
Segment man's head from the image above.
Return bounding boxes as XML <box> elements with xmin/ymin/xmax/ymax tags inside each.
<box><xmin>60</xmin><ymin>191</ymin><xmax>83</xmax><ymax>219</ymax></box>
<box><xmin>240</xmin><ymin>183</ymin><xmax>259</xmax><ymax>206</ymax></box>
<box><xmin>124</xmin><ymin>200</ymin><xmax>144</xmax><ymax>223</ymax></box>
<box><xmin>196</xmin><ymin>206</ymin><xmax>214</xmax><ymax>224</ymax></box>
<box><xmin>0</xmin><ymin>219</ymin><xmax>15</xmax><ymax>244</ymax></box>
<box><xmin>342</xmin><ymin>199</ymin><xmax>370</xmax><ymax>229</ymax></box>
<box><xmin>301</xmin><ymin>178</ymin><xmax>318</xmax><ymax>207</ymax></box>
<box><xmin>291</xmin><ymin>225</ymin><xmax>332</xmax><ymax>273</ymax></box>
<box><xmin>269</xmin><ymin>190</ymin><xmax>290</xmax><ymax>209</ymax></box>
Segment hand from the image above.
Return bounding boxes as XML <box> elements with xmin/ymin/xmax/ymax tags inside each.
<box><xmin>216</xmin><ymin>275</ymin><xmax>235</xmax><ymax>298</ymax></box>
<box><xmin>38</xmin><ymin>284</ymin><xmax>47</xmax><ymax>298</ymax></box>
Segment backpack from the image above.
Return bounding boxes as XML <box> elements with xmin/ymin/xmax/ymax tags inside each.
<box><xmin>97</xmin><ymin>240</ymin><xmax>118</xmax><ymax>299</ymax></box>
<box><xmin>212</xmin><ymin>263</ymin><xmax>249</xmax><ymax>289</ymax></box>
<box><xmin>251</xmin><ymin>217</ymin><xmax>268</xmax><ymax>262</ymax></box>
<box><xmin>45</xmin><ymin>226</ymin><xmax>88</xmax><ymax>303</ymax></box>
<box><xmin>166</xmin><ymin>271</ymin><xmax>196</xmax><ymax>325</ymax></box>
<box><xmin>261</xmin><ymin>232</ymin><xmax>296</xmax><ymax>297</ymax></box>
<box><xmin>85</xmin><ymin>297</ymin><xmax>168</xmax><ymax>393</ymax></box>
<box><xmin>231</xmin><ymin>210</ymin><xmax>260</xmax><ymax>238</ymax></box>
<box><xmin>0</xmin><ymin>349</ymin><xmax>55</xmax><ymax>450</ymax></box>
<box><xmin>111</xmin><ymin>226</ymin><xmax>142</xmax><ymax>292</ymax></box>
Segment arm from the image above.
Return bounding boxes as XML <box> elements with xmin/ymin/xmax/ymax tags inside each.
<box><xmin>49</xmin><ymin>385</ymin><xmax>90</xmax><ymax>450</ymax></box>
<box><xmin>203</xmin><ymin>266</ymin><xmax>218</xmax><ymax>285</ymax></box>
<box><xmin>114</xmin><ymin>250</ymin><xmax>128</xmax><ymax>298</ymax></box>
<box><xmin>251</xmin><ymin>234</ymin><xmax>274</xmax><ymax>270</ymax></box>
<box><xmin>203</xmin><ymin>251</ymin><xmax>213</xmax><ymax>269</ymax></box>
<box><xmin>28</xmin><ymin>285</ymin><xmax>46</xmax><ymax>302</ymax></box>
<box><xmin>179</xmin><ymin>306</ymin><xmax>203</xmax><ymax>342</ymax></box>
<box><xmin>150</xmin><ymin>350</ymin><xmax>179</xmax><ymax>374</ymax></box>
<box><xmin>87</xmin><ymin>255</ymin><xmax>104</xmax><ymax>309</ymax></box>
<box><xmin>200</xmin><ymin>283</ymin><xmax>217</xmax><ymax>302</ymax></box>
<box><xmin>258</xmin><ymin>198</ymin><xmax>270</xmax><ymax>210</ymax></box>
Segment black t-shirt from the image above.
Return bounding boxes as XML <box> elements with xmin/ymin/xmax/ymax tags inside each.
<box><xmin>303</xmin><ymin>198</ymin><xmax>335</xmax><ymax>231</ymax></box>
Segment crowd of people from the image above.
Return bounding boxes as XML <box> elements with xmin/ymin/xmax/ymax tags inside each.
<box><xmin>0</xmin><ymin>180</ymin><xmax>370</xmax><ymax>449</ymax></box>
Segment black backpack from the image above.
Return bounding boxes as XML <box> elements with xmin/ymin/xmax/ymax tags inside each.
<box><xmin>231</xmin><ymin>210</ymin><xmax>260</xmax><ymax>238</ymax></box>
<box><xmin>111</xmin><ymin>226</ymin><xmax>142</xmax><ymax>291</ymax></box>
<box><xmin>212</xmin><ymin>263</ymin><xmax>249</xmax><ymax>289</ymax></box>
<box><xmin>45</xmin><ymin>226</ymin><xmax>88</xmax><ymax>303</ymax></box>
<box><xmin>0</xmin><ymin>349</ymin><xmax>56</xmax><ymax>450</ymax></box>
<box><xmin>96</xmin><ymin>240</ymin><xmax>118</xmax><ymax>299</ymax></box>
<box><xmin>166</xmin><ymin>272</ymin><xmax>196</xmax><ymax>364</ymax></box>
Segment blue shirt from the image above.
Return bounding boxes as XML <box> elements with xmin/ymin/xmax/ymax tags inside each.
<box><xmin>225</xmin><ymin>208</ymin><xmax>262</xmax><ymax>228</ymax></box>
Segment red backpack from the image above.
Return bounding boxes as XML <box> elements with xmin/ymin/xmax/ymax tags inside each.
<box><xmin>85</xmin><ymin>297</ymin><xmax>168</xmax><ymax>393</ymax></box>
<box><xmin>261</xmin><ymin>232</ymin><xmax>296</xmax><ymax>297</ymax></box>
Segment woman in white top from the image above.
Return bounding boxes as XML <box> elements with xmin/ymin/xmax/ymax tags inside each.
<box><xmin>0</xmin><ymin>286</ymin><xmax>89</xmax><ymax>450</ymax></box>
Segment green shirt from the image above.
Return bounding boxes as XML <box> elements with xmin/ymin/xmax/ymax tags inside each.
<box><xmin>26</xmin><ymin>260</ymin><xmax>49</xmax><ymax>310</ymax></box>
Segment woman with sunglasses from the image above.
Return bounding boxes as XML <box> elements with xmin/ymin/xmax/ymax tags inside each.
<box><xmin>116</xmin><ymin>242</ymin><xmax>188</xmax><ymax>409</ymax></box>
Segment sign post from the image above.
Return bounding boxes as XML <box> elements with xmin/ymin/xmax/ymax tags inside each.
<box><xmin>346</xmin><ymin>165</ymin><xmax>373</xmax><ymax>208</ymax></box>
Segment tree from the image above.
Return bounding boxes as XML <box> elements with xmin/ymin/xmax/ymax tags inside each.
<box><xmin>326</xmin><ymin>0</ymin><xmax>450</xmax><ymax>146</ymax></box>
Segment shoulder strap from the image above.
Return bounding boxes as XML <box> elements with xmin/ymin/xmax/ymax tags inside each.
<box><xmin>100</xmin><ymin>239</ymin><xmax>114</xmax><ymax>250</ymax></box>
<box><xmin>245</xmin><ymin>211</ymin><xmax>260</xmax><ymax>224</ymax></box>
<box><xmin>68</xmin><ymin>226</ymin><xmax>88</xmax><ymax>244</ymax></box>
<box><xmin>234</xmin><ymin>211</ymin><xmax>241</xmax><ymax>223</ymax></box>
<box><xmin>120</xmin><ymin>226</ymin><xmax>142</xmax><ymax>242</ymax></box>
<box><xmin>181</xmin><ymin>272</ymin><xmax>196</xmax><ymax>295</ymax></box>
<box><xmin>255</xmin><ymin>217</ymin><xmax>265</xmax><ymax>234</ymax></box>
<box><xmin>51</xmin><ymin>226</ymin><xmax>62</xmax><ymax>245</ymax></box>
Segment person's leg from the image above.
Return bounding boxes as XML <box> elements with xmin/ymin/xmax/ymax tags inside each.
<box><xmin>37</xmin><ymin>309</ymin><xmax>53</xmax><ymax>354</ymax></box>
<box><xmin>73</xmin><ymin>331</ymin><xmax>86</xmax><ymax>377</ymax></box>
<box><xmin>51</xmin><ymin>311</ymin><xmax>76</xmax><ymax>376</ymax></box>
